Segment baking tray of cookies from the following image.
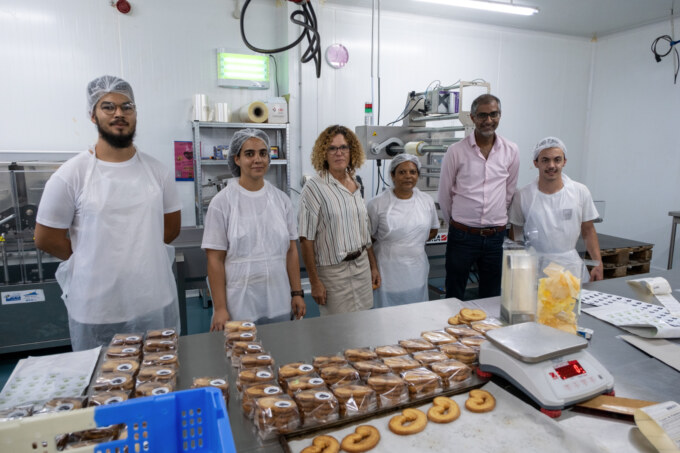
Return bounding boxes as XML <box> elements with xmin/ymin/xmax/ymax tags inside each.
<box><xmin>283</xmin><ymin>382</ymin><xmax>604</xmax><ymax>453</ymax></box>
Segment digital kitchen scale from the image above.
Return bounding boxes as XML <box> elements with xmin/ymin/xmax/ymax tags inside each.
<box><xmin>479</xmin><ymin>322</ymin><xmax>614</xmax><ymax>414</ymax></box>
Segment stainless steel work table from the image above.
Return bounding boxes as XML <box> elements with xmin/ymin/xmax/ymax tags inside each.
<box><xmin>176</xmin><ymin>270</ymin><xmax>680</xmax><ymax>452</ymax></box>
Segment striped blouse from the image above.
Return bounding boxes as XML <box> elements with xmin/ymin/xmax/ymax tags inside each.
<box><xmin>298</xmin><ymin>172</ymin><xmax>372</xmax><ymax>267</ymax></box>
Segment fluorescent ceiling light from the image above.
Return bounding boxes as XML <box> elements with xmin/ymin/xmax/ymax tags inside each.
<box><xmin>415</xmin><ymin>0</ymin><xmax>538</xmax><ymax>16</ymax></box>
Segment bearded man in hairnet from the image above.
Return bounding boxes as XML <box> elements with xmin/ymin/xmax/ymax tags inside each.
<box><xmin>509</xmin><ymin>137</ymin><xmax>604</xmax><ymax>281</ymax></box>
<box><xmin>35</xmin><ymin>75</ymin><xmax>182</xmax><ymax>351</ymax></box>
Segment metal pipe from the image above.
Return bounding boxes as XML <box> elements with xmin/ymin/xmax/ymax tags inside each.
<box><xmin>409</xmin><ymin>126</ymin><xmax>465</xmax><ymax>133</ymax></box>
<box><xmin>1</xmin><ymin>236</ymin><xmax>8</xmax><ymax>285</ymax></box>
<box><xmin>36</xmin><ymin>247</ymin><xmax>44</xmax><ymax>282</ymax></box>
<box><xmin>409</xmin><ymin>113</ymin><xmax>460</xmax><ymax>122</ymax></box>
<box><xmin>0</xmin><ymin>214</ymin><xmax>15</xmax><ymax>227</ymax></box>
<box><xmin>388</xmin><ymin>145</ymin><xmax>448</xmax><ymax>155</ymax></box>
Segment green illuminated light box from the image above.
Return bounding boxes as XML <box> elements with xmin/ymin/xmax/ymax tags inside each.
<box><xmin>217</xmin><ymin>49</ymin><xmax>270</xmax><ymax>89</ymax></box>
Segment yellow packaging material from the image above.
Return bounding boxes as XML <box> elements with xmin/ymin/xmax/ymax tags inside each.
<box><xmin>537</xmin><ymin>262</ymin><xmax>581</xmax><ymax>334</ymax></box>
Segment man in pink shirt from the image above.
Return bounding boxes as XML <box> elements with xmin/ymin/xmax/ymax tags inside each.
<box><xmin>437</xmin><ymin>94</ymin><xmax>519</xmax><ymax>300</ymax></box>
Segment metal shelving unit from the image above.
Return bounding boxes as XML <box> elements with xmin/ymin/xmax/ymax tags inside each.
<box><xmin>191</xmin><ymin>121</ymin><xmax>290</xmax><ymax>225</ymax></box>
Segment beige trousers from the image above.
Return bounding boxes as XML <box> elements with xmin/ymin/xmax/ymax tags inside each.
<box><xmin>317</xmin><ymin>250</ymin><xmax>373</xmax><ymax>316</ymax></box>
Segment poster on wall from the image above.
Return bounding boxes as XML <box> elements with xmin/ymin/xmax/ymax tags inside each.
<box><xmin>174</xmin><ymin>141</ymin><xmax>194</xmax><ymax>181</ymax></box>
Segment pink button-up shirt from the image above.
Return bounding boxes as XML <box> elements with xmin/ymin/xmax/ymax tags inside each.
<box><xmin>438</xmin><ymin>133</ymin><xmax>519</xmax><ymax>227</ymax></box>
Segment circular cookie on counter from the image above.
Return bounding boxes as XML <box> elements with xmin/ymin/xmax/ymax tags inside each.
<box><xmin>146</xmin><ymin>328</ymin><xmax>178</xmax><ymax>341</ymax></box>
<box><xmin>398</xmin><ymin>338</ymin><xmax>435</xmax><ymax>353</ymax></box>
<box><xmin>374</xmin><ymin>344</ymin><xmax>408</xmax><ymax>358</ymax></box>
<box><xmin>192</xmin><ymin>377</ymin><xmax>229</xmax><ymax>402</ymax></box>
<box><xmin>340</xmin><ymin>425</ymin><xmax>380</xmax><ymax>453</ymax></box>
<box><xmin>225</xmin><ymin>320</ymin><xmax>257</xmax><ymax>333</ymax></box>
<box><xmin>465</xmin><ymin>389</ymin><xmax>496</xmax><ymax>413</ymax></box>
<box><xmin>278</xmin><ymin>362</ymin><xmax>316</xmax><ymax>382</ymax></box>
<box><xmin>105</xmin><ymin>344</ymin><xmax>142</xmax><ymax>359</ymax></box>
<box><xmin>238</xmin><ymin>367</ymin><xmax>275</xmax><ymax>391</ymax></box>
<box><xmin>135</xmin><ymin>381</ymin><xmax>174</xmax><ymax>397</ymax></box>
<box><xmin>459</xmin><ymin>308</ymin><xmax>486</xmax><ymax>322</ymax></box>
<box><xmin>286</xmin><ymin>376</ymin><xmax>327</xmax><ymax>396</ymax></box>
<box><xmin>136</xmin><ymin>366</ymin><xmax>176</xmax><ymax>383</ymax></box>
<box><xmin>242</xmin><ymin>384</ymin><xmax>284</xmax><ymax>417</ymax></box>
<box><xmin>142</xmin><ymin>351</ymin><xmax>179</xmax><ymax>368</ymax></box>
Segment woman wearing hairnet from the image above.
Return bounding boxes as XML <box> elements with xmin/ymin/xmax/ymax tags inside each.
<box><xmin>367</xmin><ymin>154</ymin><xmax>439</xmax><ymax>307</ymax></box>
<box><xmin>298</xmin><ymin>125</ymin><xmax>380</xmax><ymax>315</ymax></box>
<box><xmin>201</xmin><ymin>129</ymin><xmax>306</xmax><ymax>329</ymax></box>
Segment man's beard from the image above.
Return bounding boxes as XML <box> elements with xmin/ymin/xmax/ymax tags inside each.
<box><xmin>95</xmin><ymin>116</ymin><xmax>136</xmax><ymax>148</ymax></box>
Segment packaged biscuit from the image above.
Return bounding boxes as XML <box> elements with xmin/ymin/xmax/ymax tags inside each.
<box><xmin>401</xmin><ymin>367</ymin><xmax>443</xmax><ymax>400</ymax></box>
<box><xmin>429</xmin><ymin>359</ymin><xmax>472</xmax><ymax>389</ymax></box>
<box><xmin>331</xmin><ymin>384</ymin><xmax>377</xmax><ymax>417</ymax></box>
<box><xmin>366</xmin><ymin>373</ymin><xmax>409</xmax><ymax>408</ymax></box>
<box><xmin>294</xmin><ymin>388</ymin><xmax>339</xmax><ymax>427</ymax></box>
<box><xmin>254</xmin><ymin>395</ymin><xmax>300</xmax><ymax>439</ymax></box>
<box><xmin>242</xmin><ymin>384</ymin><xmax>284</xmax><ymax>419</ymax></box>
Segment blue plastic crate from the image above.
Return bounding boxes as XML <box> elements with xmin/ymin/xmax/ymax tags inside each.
<box><xmin>94</xmin><ymin>387</ymin><xmax>236</xmax><ymax>453</ymax></box>
<box><xmin>0</xmin><ymin>387</ymin><xmax>236</xmax><ymax>453</ymax></box>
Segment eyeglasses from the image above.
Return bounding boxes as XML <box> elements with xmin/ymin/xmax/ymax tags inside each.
<box><xmin>327</xmin><ymin>145</ymin><xmax>350</xmax><ymax>154</ymax></box>
<box><xmin>99</xmin><ymin>102</ymin><xmax>136</xmax><ymax>115</ymax></box>
<box><xmin>473</xmin><ymin>111</ymin><xmax>500</xmax><ymax>120</ymax></box>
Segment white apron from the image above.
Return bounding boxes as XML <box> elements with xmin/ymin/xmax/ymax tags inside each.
<box><xmin>223</xmin><ymin>182</ymin><xmax>291</xmax><ymax>321</ymax></box>
<box><xmin>55</xmin><ymin>148</ymin><xmax>179</xmax><ymax>349</ymax></box>
<box><xmin>374</xmin><ymin>190</ymin><xmax>431</xmax><ymax>308</ymax></box>
<box><xmin>523</xmin><ymin>175</ymin><xmax>589</xmax><ymax>282</ymax></box>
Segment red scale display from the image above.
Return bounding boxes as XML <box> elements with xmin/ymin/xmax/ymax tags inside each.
<box><xmin>553</xmin><ymin>360</ymin><xmax>586</xmax><ymax>379</ymax></box>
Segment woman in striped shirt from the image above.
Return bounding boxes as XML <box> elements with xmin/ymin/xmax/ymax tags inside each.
<box><xmin>298</xmin><ymin>125</ymin><xmax>380</xmax><ymax>315</ymax></box>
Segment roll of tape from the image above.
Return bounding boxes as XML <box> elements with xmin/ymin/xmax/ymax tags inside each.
<box><xmin>238</xmin><ymin>101</ymin><xmax>268</xmax><ymax>123</ymax></box>
<box><xmin>405</xmin><ymin>141</ymin><xmax>425</xmax><ymax>156</ymax></box>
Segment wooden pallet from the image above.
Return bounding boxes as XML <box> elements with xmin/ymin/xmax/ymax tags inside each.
<box><xmin>587</xmin><ymin>245</ymin><xmax>653</xmax><ymax>279</ymax></box>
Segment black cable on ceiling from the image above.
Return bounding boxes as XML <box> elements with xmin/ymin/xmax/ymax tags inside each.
<box><xmin>651</xmin><ymin>34</ymin><xmax>680</xmax><ymax>84</ymax></box>
<box><xmin>268</xmin><ymin>54</ymin><xmax>280</xmax><ymax>97</ymax></box>
<box><xmin>240</xmin><ymin>0</ymin><xmax>321</xmax><ymax>78</ymax></box>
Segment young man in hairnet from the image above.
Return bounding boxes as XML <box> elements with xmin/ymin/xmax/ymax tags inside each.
<box><xmin>35</xmin><ymin>75</ymin><xmax>182</xmax><ymax>351</ymax></box>
<box><xmin>508</xmin><ymin>137</ymin><xmax>604</xmax><ymax>281</ymax></box>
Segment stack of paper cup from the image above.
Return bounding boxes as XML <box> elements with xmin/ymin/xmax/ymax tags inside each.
<box><xmin>214</xmin><ymin>103</ymin><xmax>229</xmax><ymax>122</ymax></box>
<box><xmin>193</xmin><ymin>94</ymin><xmax>210</xmax><ymax>121</ymax></box>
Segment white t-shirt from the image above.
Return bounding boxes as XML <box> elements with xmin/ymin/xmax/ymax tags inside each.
<box><xmin>509</xmin><ymin>177</ymin><xmax>598</xmax><ymax>253</ymax></box>
<box><xmin>201</xmin><ymin>180</ymin><xmax>298</xmax><ymax>251</ymax></box>
<box><xmin>37</xmin><ymin>149</ymin><xmax>181</xmax><ymax>230</ymax></box>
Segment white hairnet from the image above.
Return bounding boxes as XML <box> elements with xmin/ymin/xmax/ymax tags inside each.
<box><xmin>87</xmin><ymin>75</ymin><xmax>135</xmax><ymax>116</ymax></box>
<box><xmin>389</xmin><ymin>153</ymin><xmax>421</xmax><ymax>176</ymax></box>
<box><xmin>533</xmin><ymin>136</ymin><xmax>567</xmax><ymax>161</ymax></box>
<box><xmin>228</xmin><ymin>128</ymin><xmax>270</xmax><ymax>176</ymax></box>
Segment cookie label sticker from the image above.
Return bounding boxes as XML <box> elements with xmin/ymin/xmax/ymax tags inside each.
<box><xmin>247</xmin><ymin>344</ymin><xmax>261</xmax><ymax>350</ymax></box>
<box><xmin>162</xmin><ymin>330</ymin><xmax>175</xmax><ymax>337</ymax></box>
<box><xmin>110</xmin><ymin>377</ymin><xmax>127</xmax><ymax>385</ymax></box>
<box><xmin>264</xmin><ymin>386</ymin><xmax>281</xmax><ymax>395</ymax></box>
<box><xmin>156</xmin><ymin>369</ymin><xmax>173</xmax><ymax>376</ymax></box>
<box><xmin>105</xmin><ymin>396</ymin><xmax>124</xmax><ymax>405</ymax></box>
<box><xmin>257</xmin><ymin>355</ymin><xmax>271</xmax><ymax>360</ymax></box>
<box><xmin>126</xmin><ymin>336</ymin><xmax>141</xmax><ymax>342</ymax></box>
<box><xmin>122</xmin><ymin>347</ymin><xmax>136</xmax><ymax>353</ymax></box>
<box><xmin>152</xmin><ymin>387</ymin><xmax>169</xmax><ymax>395</ymax></box>
<box><xmin>160</xmin><ymin>340</ymin><xmax>174</xmax><ymax>345</ymax></box>
<box><xmin>56</xmin><ymin>403</ymin><xmax>75</xmax><ymax>411</ymax></box>
<box><xmin>299</xmin><ymin>364</ymin><xmax>313</xmax><ymax>372</ymax></box>
<box><xmin>309</xmin><ymin>378</ymin><xmax>324</xmax><ymax>385</ymax></box>
<box><xmin>274</xmin><ymin>401</ymin><xmax>292</xmax><ymax>408</ymax></box>
<box><xmin>242</xmin><ymin>322</ymin><xmax>255</xmax><ymax>328</ymax></box>
<box><xmin>256</xmin><ymin>371</ymin><xmax>272</xmax><ymax>379</ymax></box>
<box><xmin>209</xmin><ymin>379</ymin><xmax>226</xmax><ymax>386</ymax></box>
<box><xmin>160</xmin><ymin>354</ymin><xmax>175</xmax><ymax>361</ymax></box>
<box><xmin>315</xmin><ymin>392</ymin><xmax>332</xmax><ymax>400</ymax></box>
<box><xmin>117</xmin><ymin>364</ymin><xmax>133</xmax><ymax>372</ymax></box>
<box><xmin>241</xmin><ymin>333</ymin><xmax>254</xmax><ymax>339</ymax></box>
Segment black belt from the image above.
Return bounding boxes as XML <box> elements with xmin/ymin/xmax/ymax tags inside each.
<box><xmin>450</xmin><ymin>220</ymin><xmax>506</xmax><ymax>237</ymax></box>
<box><xmin>343</xmin><ymin>247</ymin><xmax>365</xmax><ymax>262</ymax></box>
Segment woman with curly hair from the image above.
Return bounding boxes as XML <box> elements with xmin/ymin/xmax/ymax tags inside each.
<box><xmin>298</xmin><ymin>125</ymin><xmax>380</xmax><ymax>315</ymax></box>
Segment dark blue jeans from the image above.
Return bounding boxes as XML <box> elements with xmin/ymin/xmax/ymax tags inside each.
<box><xmin>445</xmin><ymin>224</ymin><xmax>505</xmax><ymax>300</ymax></box>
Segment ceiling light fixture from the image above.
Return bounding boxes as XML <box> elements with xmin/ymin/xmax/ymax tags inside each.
<box><xmin>415</xmin><ymin>0</ymin><xmax>538</xmax><ymax>16</ymax></box>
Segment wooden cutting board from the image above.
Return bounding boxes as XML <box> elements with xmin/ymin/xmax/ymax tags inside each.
<box><xmin>575</xmin><ymin>395</ymin><xmax>658</xmax><ymax>417</ymax></box>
